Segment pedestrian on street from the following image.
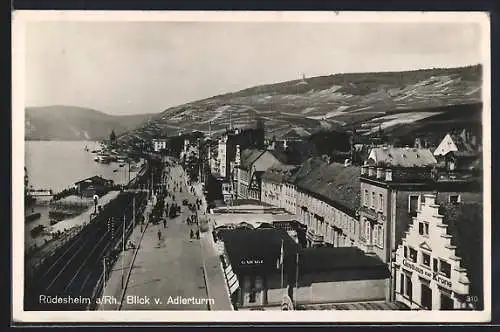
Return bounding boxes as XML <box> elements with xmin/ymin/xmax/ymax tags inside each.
<box><xmin>157</xmin><ymin>229</ymin><xmax>162</xmax><ymax>241</ymax></box>
<box><xmin>196</xmin><ymin>229</ymin><xmax>200</xmax><ymax>239</ymax></box>
<box><xmin>163</xmin><ymin>219</ymin><xmax>166</xmax><ymax>228</ymax></box>
<box><xmin>190</xmin><ymin>229</ymin><xmax>194</xmax><ymax>239</ymax></box>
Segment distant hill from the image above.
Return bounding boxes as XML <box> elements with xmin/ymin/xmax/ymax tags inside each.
<box><xmin>117</xmin><ymin>64</ymin><xmax>482</xmax><ymax>145</ymax></box>
<box><xmin>25</xmin><ymin>106</ymin><xmax>156</xmax><ymax>141</ymax></box>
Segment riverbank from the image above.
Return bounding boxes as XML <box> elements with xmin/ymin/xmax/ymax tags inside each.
<box><xmin>25</xmin><ymin>190</ymin><xmax>127</xmax><ymax>274</ymax></box>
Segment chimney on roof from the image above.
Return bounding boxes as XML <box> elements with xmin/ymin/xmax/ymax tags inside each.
<box><xmin>235</xmin><ymin>145</ymin><xmax>241</xmax><ymax>166</ymax></box>
<box><xmin>471</xmin><ymin>135</ymin><xmax>477</xmax><ymax>147</ymax></box>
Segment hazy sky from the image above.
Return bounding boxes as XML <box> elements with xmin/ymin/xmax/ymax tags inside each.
<box><xmin>25</xmin><ymin>21</ymin><xmax>482</xmax><ymax>115</ymax></box>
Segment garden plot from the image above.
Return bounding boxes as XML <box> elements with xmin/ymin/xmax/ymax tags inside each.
<box><xmin>363</xmin><ymin>111</ymin><xmax>443</xmax><ymax>135</ymax></box>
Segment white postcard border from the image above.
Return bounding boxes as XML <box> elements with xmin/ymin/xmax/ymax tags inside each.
<box><xmin>12</xmin><ymin>10</ymin><xmax>491</xmax><ymax>323</ymax></box>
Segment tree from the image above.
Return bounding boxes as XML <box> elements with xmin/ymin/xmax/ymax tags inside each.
<box><xmin>110</xmin><ymin>129</ymin><xmax>117</xmax><ymax>145</ymax></box>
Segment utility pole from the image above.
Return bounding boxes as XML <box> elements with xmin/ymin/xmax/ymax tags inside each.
<box><xmin>103</xmin><ymin>257</ymin><xmax>107</xmax><ymax>290</ymax></box>
<box><xmin>121</xmin><ymin>214</ymin><xmax>125</xmax><ymax>289</ymax></box>
<box><xmin>294</xmin><ymin>251</ymin><xmax>299</xmax><ymax>305</ymax></box>
<box><xmin>133</xmin><ymin>195</ymin><xmax>136</xmax><ymax>225</ymax></box>
<box><xmin>128</xmin><ymin>160</ymin><xmax>131</xmax><ymax>185</ymax></box>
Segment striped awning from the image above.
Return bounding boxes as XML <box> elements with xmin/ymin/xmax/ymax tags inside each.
<box><xmin>224</xmin><ymin>264</ymin><xmax>240</xmax><ymax>295</ymax></box>
<box><xmin>297</xmin><ymin>301</ymin><xmax>410</xmax><ymax>310</ymax></box>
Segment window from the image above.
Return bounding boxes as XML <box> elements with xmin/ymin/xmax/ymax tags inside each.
<box><xmin>249</xmin><ymin>275</ymin><xmax>256</xmax><ymax>303</ymax></box>
<box><xmin>433</xmin><ymin>258</ymin><xmax>438</xmax><ymax>272</ymax></box>
<box><xmin>422</xmin><ymin>253</ymin><xmax>431</xmax><ymax>267</ymax></box>
<box><xmin>421</xmin><ymin>283</ymin><xmax>432</xmax><ymax>310</ymax></box>
<box><xmin>404</xmin><ymin>246</ymin><xmax>408</xmax><ymax>258</ymax></box>
<box><xmin>364</xmin><ymin>189</ymin><xmax>369</xmax><ymax>207</ymax></box>
<box><xmin>440</xmin><ymin>293</ymin><xmax>454</xmax><ymax>310</ymax></box>
<box><xmin>373</xmin><ymin>226</ymin><xmax>378</xmax><ymax>246</ymax></box>
<box><xmin>371</xmin><ymin>192</ymin><xmax>375</xmax><ymax>209</ymax></box>
<box><xmin>440</xmin><ymin>260</ymin><xmax>451</xmax><ymax>278</ymax></box>
<box><xmin>405</xmin><ymin>275</ymin><xmax>413</xmax><ymax>300</ymax></box>
<box><xmin>379</xmin><ymin>194</ymin><xmax>384</xmax><ymax>212</ymax></box>
<box><xmin>449</xmin><ymin>195</ymin><xmax>460</xmax><ymax>204</ymax></box>
<box><xmin>378</xmin><ymin>225</ymin><xmax>384</xmax><ymax>247</ymax></box>
<box><xmin>419</xmin><ymin>222</ymin><xmax>429</xmax><ymax>236</ymax></box>
<box><xmin>365</xmin><ymin>221</ymin><xmax>371</xmax><ymax>242</ymax></box>
<box><xmin>400</xmin><ymin>274</ymin><xmax>405</xmax><ymax>294</ymax></box>
<box><xmin>409</xmin><ymin>247</ymin><xmax>417</xmax><ymax>263</ymax></box>
<box><xmin>408</xmin><ymin>195</ymin><xmax>419</xmax><ymax>215</ymax></box>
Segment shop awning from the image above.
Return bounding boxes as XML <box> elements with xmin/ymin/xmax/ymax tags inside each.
<box><xmin>297</xmin><ymin>301</ymin><xmax>411</xmax><ymax>310</ymax></box>
<box><xmin>224</xmin><ymin>264</ymin><xmax>240</xmax><ymax>295</ymax></box>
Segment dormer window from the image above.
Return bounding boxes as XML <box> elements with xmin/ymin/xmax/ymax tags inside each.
<box><xmin>449</xmin><ymin>195</ymin><xmax>461</xmax><ymax>204</ymax></box>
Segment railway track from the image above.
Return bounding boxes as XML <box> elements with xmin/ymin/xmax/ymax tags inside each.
<box><xmin>24</xmin><ymin>192</ymin><xmax>147</xmax><ymax>311</ymax></box>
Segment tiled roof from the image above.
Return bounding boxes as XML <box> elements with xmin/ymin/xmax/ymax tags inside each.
<box><xmin>450</xmin><ymin>134</ymin><xmax>477</xmax><ymax>153</ymax></box>
<box><xmin>269</xmin><ymin>150</ymin><xmax>289</xmax><ymax>164</ymax></box>
<box><xmin>295</xmin><ymin>162</ymin><xmax>361</xmax><ymax>213</ymax></box>
<box><xmin>74</xmin><ymin>175</ymin><xmax>108</xmax><ymax>185</ymax></box>
<box><xmin>298</xmin><ymin>247</ymin><xmax>388</xmax><ymax>273</ymax></box>
<box><xmin>368</xmin><ymin>147</ymin><xmax>437</xmax><ymax>168</ymax></box>
<box><xmin>239</xmin><ymin>149</ymin><xmax>265</xmax><ymax>170</ymax></box>
<box><xmin>262</xmin><ymin>163</ymin><xmax>299</xmax><ymax>183</ymax></box>
<box><xmin>278</xmin><ymin>127</ymin><xmax>311</xmax><ymax>140</ymax></box>
<box><xmin>287</xmin><ymin>157</ymin><xmax>326</xmax><ymax>184</ymax></box>
<box><xmin>441</xmin><ymin>202</ymin><xmax>484</xmax><ymax>309</ymax></box>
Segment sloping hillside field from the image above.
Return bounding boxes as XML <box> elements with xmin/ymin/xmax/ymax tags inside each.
<box><xmin>118</xmin><ymin>65</ymin><xmax>482</xmax><ymax>143</ymax></box>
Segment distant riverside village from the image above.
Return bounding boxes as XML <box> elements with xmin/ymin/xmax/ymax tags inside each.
<box><xmin>140</xmin><ymin>113</ymin><xmax>483</xmax><ymax>311</ymax></box>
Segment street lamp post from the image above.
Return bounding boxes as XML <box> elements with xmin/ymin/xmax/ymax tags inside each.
<box><xmin>93</xmin><ymin>194</ymin><xmax>99</xmax><ymax>214</ymax></box>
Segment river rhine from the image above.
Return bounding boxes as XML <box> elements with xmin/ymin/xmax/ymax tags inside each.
<box><xmin>25</xmin><ymin>140</ymin><xmax>136</xmax><ymax>192</ymax></box>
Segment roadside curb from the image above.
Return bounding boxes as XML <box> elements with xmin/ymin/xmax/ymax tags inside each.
<box><xmin>199</xmin><ymin>235</ymin><xmax>212</xmax><ymax>310</ymax></box>
<box><xmin>118</xmin><ymin>220</ymin><xmax>150</xmax><ymax>310</ymax></box>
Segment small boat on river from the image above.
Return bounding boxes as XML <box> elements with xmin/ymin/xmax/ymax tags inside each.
<box><xmin>30</xmin><ymin>225</ymin><xmax>45</xmax><ymax>237</ymax></box>
<box><xmin>26</xmin><ymin>212</ymin><xmax>41</xmax><ymax>223</ymax></box>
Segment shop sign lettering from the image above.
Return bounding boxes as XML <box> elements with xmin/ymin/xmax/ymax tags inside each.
<box><xmin>241</xmin><ymin>259</ymin><xmax>264</xmax><ymax>265</ymax></box>
<box><xmin>433</xmin><ymin>272</ymin><xmax>452</xmax><ymax>288</ymax></box>
<box><xmin>402</xmin><ymin>259</ymin><xmax>452</xmax><ymax>289</ymax></box>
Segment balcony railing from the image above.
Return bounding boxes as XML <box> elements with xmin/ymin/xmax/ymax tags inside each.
<box><xmin>307</xmin><ymin>229</ymin><xmax>324</xmax><ymax>242</ymax></box>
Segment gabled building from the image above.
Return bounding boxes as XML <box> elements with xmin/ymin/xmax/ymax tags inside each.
<box><xmin>236</xmin><ymin>149</ymin><xmax>287</xmax><ymax>201</ymax></box>
<box><xmin>393</xmin><ymin>194</ymin><xmax>483</xmax><ymax>310</ymax></box>
<box><xmin>74</xmin><ymin>176</ymin><xmax>114</xmax><ymax>197</ymax></box>
<box><xmin>152</xmin><ymin>138</ymin><xmax>167</xmax><ymax>153</ymax></box>
<box><xmin>267</xmin><ymin>127</ymin><xmax>311</xmax><ymax>152</ymax></box>
<box><xmin>359</xmin><ymin>145</ymin><xmax>482</xmax><ymax>268</ymax></box>
<box><xmin>433</xmin><ymin>131</ymin><xmax>481</xmax><ymax>174</ymax></box>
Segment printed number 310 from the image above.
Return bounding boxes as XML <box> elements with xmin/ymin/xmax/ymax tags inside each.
<box><xmin>466</xmin><ymin>296</ymin><xmax>479</xmax><ymax>302</ymax></box>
